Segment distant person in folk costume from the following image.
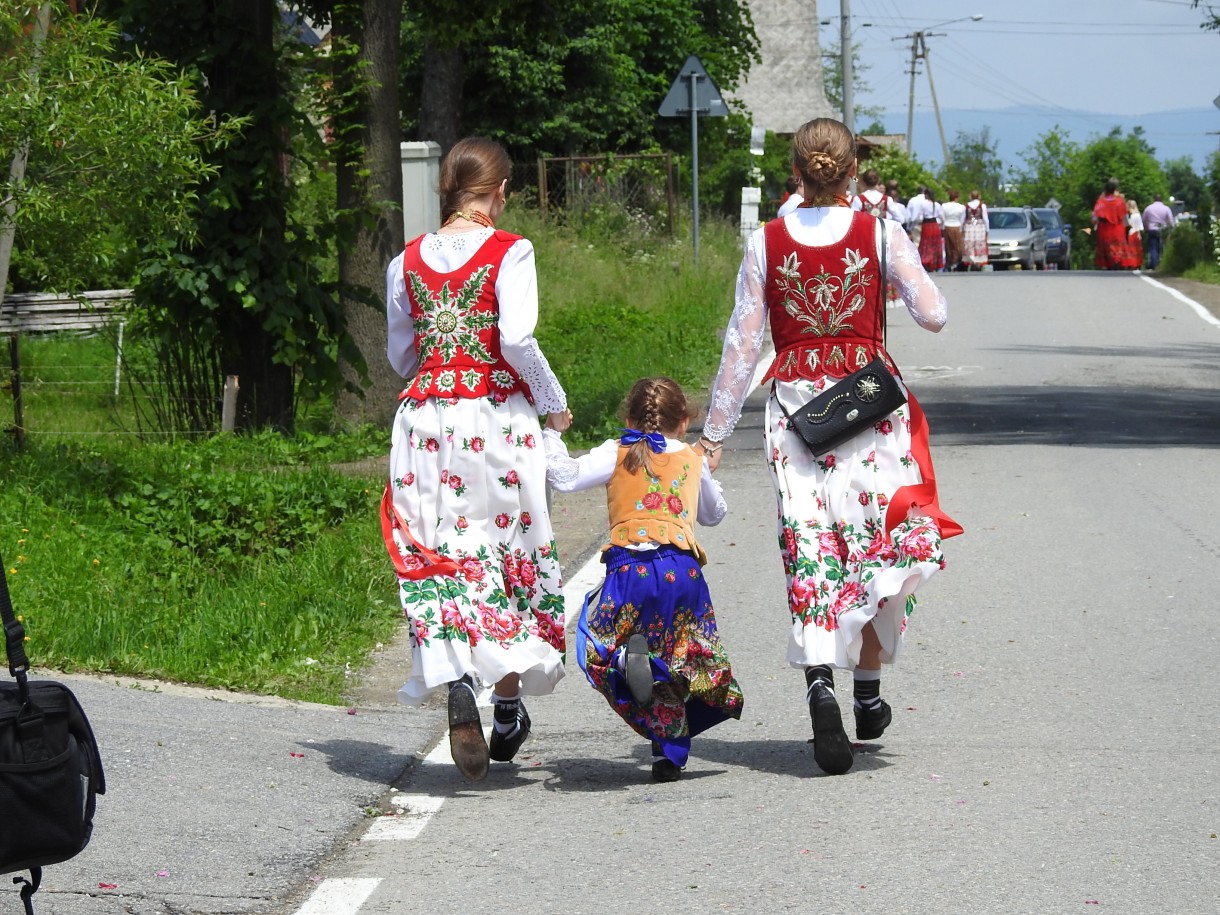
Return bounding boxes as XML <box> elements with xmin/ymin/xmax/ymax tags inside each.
<box><xmin>885</xmin><ymin>179</ymin><xmax>908</xmax><ymax>229</ymax></box>
<box><xmin>777</xmin><ymin>175</ymin><xmax>805</xmax><ymax>218</ymax></box>
<box><xmin>1123</xmin><ymin>198</ymin><xmax>1144</xmax><ymax>269</ymax></box>
<box><xmin>905</xmin><ymin>185</ymin><xmax>928</xmax><ymax>245</ymax></box>
<box><xmin>852</xmin><ymin>168</ymin><xmax>904</xmax><ymax>222</ymax></box>
<box><xmin>962</xmin><ymin>190</ymin><xmax>989</xmax><ymax>270</ymax></box>
<box><xmin>700</xmin><ymin>117</ymin><xmax>963</xmax><ymax>776</ymax></box>
<box><xmin>1092</xmin><ymin>177</ymin><xmax>1129</xmax><ymax>270</ymax></box>
<box><xmin>544</xmin><ymin>377</ymin><xmax>743</xmax><ymax>783</ymax></box>
<box><xmin>918</xmin><ymin>187</ymin><xmax>945</xmax><ymax>272</ymax></box>
<box><xmin>382</xmin><ymin>137</ymin><xmax>571</xmax><ymax>782</ymax></box>
<box><xmin>941</xmin><ymin>189</ymin><xmax>966</xmax><ymax>271</ymax></box>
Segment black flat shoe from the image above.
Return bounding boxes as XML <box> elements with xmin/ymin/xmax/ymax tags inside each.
<box><xmin>808</xmin><ymin>682</ymin><xmax>853</xmax><ymax>775</ymax></box>
<box><xmin>854</xmin><ymin>699</ymin><xmax>892</xmax><ymax>741</ymax></box>
<box><xmin>624</xmin><ymin>632</ymin><xmax>653</xmax><ymax>705</ymax></box>
<box><xmin>447</xmin><ymin>679</ymin><xmax>489</xmax><ymax>781</ymax></box>
<box><xmin>488</xmin><ymin>701</ymin><xmax>531</xmax><ymax>762</ymax></box>
<box><xmin>650</xmin><ymin>741</ymin><xmax>682</xmax><ymax>782</ymax></box>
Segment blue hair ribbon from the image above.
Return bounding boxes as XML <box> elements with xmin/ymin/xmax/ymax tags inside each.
<box><xmin>620</xmin><ymin>427</ymin><xmax>666</xmax><ymax>453</ymax></box>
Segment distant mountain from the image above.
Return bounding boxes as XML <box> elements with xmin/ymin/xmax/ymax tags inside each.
<box><xmin>880</xmin><ymin>105</ymin><xmax>1218</xmax><ymax>171</ymax></box>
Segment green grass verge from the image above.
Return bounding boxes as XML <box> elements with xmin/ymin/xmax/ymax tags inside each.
<box><xmin>1</xmin><ymin>214</ymin><xmax>744</xmax><ymax>701</ymax></box>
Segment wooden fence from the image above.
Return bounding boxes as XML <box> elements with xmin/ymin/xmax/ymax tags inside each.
<box><xmin>2</xmin><ymin>290</ymin><xmax>131</xmax><ymax>447</ymax></box>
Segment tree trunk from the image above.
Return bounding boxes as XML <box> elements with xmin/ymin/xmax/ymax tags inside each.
<box><xmin>419</xmin><ymin>42</ymin><xmax>463</xmax><ymax>153</ymax></box>
<box><xmin>333</xmin><ymin>0</ymin><xmax>405</xmax><ymax>428</ymax></box>
<box><xmin>223</xmin><ymin>0</ymin><xmax>295</xmax><ymax>432</ymax></box>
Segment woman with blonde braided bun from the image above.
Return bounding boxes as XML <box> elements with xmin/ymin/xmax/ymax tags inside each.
<box><xmin>544</xmin><ymin>377</ymin><xmax>743</xmax><ymax>782</ymax></box>
<box><xmin>701</xmin><ymin>118</ymin><xmax>962</xmax><ymax>776</ymax></box>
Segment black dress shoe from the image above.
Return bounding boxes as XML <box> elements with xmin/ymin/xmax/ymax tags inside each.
<box><xmin>807</xmin><ymin>681</ymin><xmax>853</xmax><ymax>775</ymax></box>
<box><xmin>854</xmin><ymin>699</ymin><xmax>892</xmax><ymax>741</ymax></box>
<box><xmin>623</xmin><ymin>632</ymin><xmax>653</xmax><ymax>705</ymax></box>
<box><xmin>488</xmin><ymin>701</ymin><xmax>531</xmax><ymax>762</ymax></box>
<box><xmin>650</xmin><ymin>741</ymin><xmax>682</xmax><ymax>782</ymax></box>
<box><xmin>447</xmin><ymin>678</ymin><xmax>489</xmax><ymax>781</ymax></box>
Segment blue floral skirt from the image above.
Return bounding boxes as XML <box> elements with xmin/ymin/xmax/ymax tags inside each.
<box><xmin>578</xmin><ymin>545</ymin><xmax>743</xmax><ymax>767</ymax></box>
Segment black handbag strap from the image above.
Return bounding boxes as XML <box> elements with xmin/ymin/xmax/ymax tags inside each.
<box><xmin>878</xmin><ymin>214</ymin><xmax>889</xmax><ymax>351</ymax></box>
<box><xmin>772</xmin><ymin>213</ymin><xmax>892</xmax><ymax>422</ymax></box>
<box><xmin>1</xmin><ymin>548</ymin><xmax>33</xmax><ymax>701</ymax></box>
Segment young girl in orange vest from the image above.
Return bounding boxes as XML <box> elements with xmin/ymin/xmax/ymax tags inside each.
<box><xmin>544</xmin><ymin>377</ymin><xmax>743</xmax><ymax>782</ymax></box>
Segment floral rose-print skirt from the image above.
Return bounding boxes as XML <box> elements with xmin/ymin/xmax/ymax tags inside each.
<box><xmin>579</xmin><ymin>545</ymin><xmax>743</xmax><ymax>767</ymax></box>
<box><xmin>767</xmin><ymin>377</ymin><xmax>954</xmax><ymax>671</ymax></box>
<box><xmin>387</xmin><ymin>392</ymin><xmax>566</xmax><ymax>704</ymax></box>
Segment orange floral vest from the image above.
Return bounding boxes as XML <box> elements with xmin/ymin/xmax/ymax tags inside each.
<box><xmin>603</xmin><ymin>444</ymin><xmax>707</xmax><ymax>566</ymax></box>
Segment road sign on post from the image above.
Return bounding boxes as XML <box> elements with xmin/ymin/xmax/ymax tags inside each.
<box><xmin>659</xmin><ymin>55</ymin><xmax>727</xmax><ymax>266</ymax></box>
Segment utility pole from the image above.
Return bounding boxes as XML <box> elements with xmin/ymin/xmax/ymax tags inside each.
<box><xmin>897</xmin><ymin>16</ymin><xmax>983</xmax><ymax>163</ymax></box>
<box><xmin>924</xmin><ymin>40</ymin><xmax>951</xmax><ymax>165</ymax></box>
<box><xmin>905</xmin><ymin>32</ymin><xmax>919</xmax><ymax>150</ymax></box>
<box><xmin>840</xmin><ymin>0</ymin><xmax>853</xmax><ymax>131</ymax></box>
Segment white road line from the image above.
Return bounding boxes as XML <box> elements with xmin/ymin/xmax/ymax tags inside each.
<box><xmin>363</xmin><ymin>793</ymin><xmax>447</xmax><ymax>841</ymax></box>
<box><xmin>1141</xmin><ymin>274</ymin><xmax>1220</xmax><ymax>328</ymax></box>
<box><xmin>292</xmin><ymin>878</ymin><xmax>381</xmax><ymax>915</ymax></box>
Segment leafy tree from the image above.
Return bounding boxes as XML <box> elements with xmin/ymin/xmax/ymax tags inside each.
<box><xmin>97</xmin><ymin>0</ymin><xmax>364</xmax><ymax>434</ymax></box>
<box><xmin>1064</xmin><ymin>127</ymin><xmax>1166</xmax><ymax>244</ymax></box>
<box><xmin>1010</xmin><ymin>125</ymin><xmax>1080</xmax><ymax>210</ymax></box>
<box><xmin>857</xmin><ymin>145</ymin><xmax>941</xmax><ymax>202</ymax></box>
<box><xmin>938</xmin><ymin>127</ymin><xmax>1005</xmax><ymax>205</ymax></box>
<box><xmin>1163</xmin><ymin>156</ymin><xmax>1212</xmax><ymax>215</ymax></box>
<box><xmin>0</xmin><ymin>2</ymin><xmax>232</xmax><ymax>295</ymax></box>
<box><xmin>399</xmin><ymin>0</ymin><xmax>759</xmax><ymax>158</ymax></box>
<box><xmin>300</xmin><ymin>0</ymin><xmax>406</xmax><ymax>426</ymax></box>
<box><xmin>821</xmin><ymin>40</ymin><xmax>885</xmax><ymax>130</ymax></box>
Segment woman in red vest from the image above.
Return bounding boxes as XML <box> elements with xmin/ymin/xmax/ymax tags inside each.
<box><xmin>383</xmin><ymin>137</ymin><xmax>570</xmax><ymax>781</ymax></box>
<box><xmin>1092</xmin><ymin>177</ymin><xmax>1130</xmax><ymax>269</ymax></box>
<box><xmin>700</xmin><ymin>118</ymin><xmax>962</xmax><ymax>776</ymax></box>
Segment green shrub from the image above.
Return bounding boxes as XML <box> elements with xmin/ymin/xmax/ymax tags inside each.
<box><xmin>1160</xmin><ymin>221</ymin><xmax>1205</xmax><ymax>275</ymax></box>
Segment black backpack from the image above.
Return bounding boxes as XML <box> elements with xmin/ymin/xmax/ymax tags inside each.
<box><xmin>1</xmin><ymin>551</ymin><xmax>105</xmax><ymax>915</ymax></box>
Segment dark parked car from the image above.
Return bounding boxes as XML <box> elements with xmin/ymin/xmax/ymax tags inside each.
<box><xmin>1033</xmin><ymin>207</ymin><xmax>1071</xmax><ymax>269</ymax></box>
<box><xmin>987</xmin><ymin>207</ymin><xmax>1047</xmax><ymax>270</ymax></box>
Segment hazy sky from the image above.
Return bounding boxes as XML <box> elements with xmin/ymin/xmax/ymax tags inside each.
<box><xmin>817</xmin><ymin>0</ymin><xmax>1219</xmax><ymax>117</ymax></box>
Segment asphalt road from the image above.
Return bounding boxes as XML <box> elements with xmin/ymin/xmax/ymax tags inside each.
<box><xmin>9</xmin><ymin>271</ymin><xmax>1220</xmax><ymax>915</ymax></box>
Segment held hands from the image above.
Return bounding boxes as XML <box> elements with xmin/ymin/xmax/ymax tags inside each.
<box><xmin>696</xmin><ymin>436</ymin><xmax>723</xmax><ymax>473</ymax></box>
<box><xmin>545</xmin><ymin>409</ymin><xmax>573</xmax><ymax>433</ymax></box>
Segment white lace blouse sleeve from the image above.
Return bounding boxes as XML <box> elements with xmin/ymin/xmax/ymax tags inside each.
<box><xmin>697</xmin><ymin>460</ymin><xmax>728</xmax><ymax>526</ymax></box>
<box><xmin>882</xmin><ymin>219</ymin><xmax>948</xmax><ymax>332</ymax></box>
<box><xmin>702</xmin><ymin>230</ymin><xmax>769</xmax><ymax>442</ymax></box>
<box><xmin>543</xmin><ymin>430</ymin><xmax>617</xmax><ymax>493</ymax></box>
<box><xmin>497</xmin><ymin>238</ymin><xmax>567</xmax><ymax>414</ymax></box>
<box><xmin>385</xmin><ymin>251</ymin><xmax>418</xmax><ymax>378</ymax></box>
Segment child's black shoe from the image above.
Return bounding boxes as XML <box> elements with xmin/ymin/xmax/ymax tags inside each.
<box><xmin>650</xmin><ymin>741</ymin><xmax>682</xmax><ymax>782</ymax></box>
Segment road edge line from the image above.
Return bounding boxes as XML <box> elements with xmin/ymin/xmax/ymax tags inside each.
<box><xmin>1139</xmin><ymin>274</ymin><xmax>1220</xmax><ymax>328</ymax></box>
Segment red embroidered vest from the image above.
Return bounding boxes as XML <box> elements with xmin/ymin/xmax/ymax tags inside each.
<box><xmin>400</xmin><ymin>230</ymin><xmax>531</xmax><ymax>402</ymax></box>
<box><xmin>855</xmin><ymin>191</ymin><xmax>888</xmax><ymax>219</ymax></box>
<box><xmin>762</xmin><ymin>211</ymin><xmax>895</xmax><ymax>383</ymax></box>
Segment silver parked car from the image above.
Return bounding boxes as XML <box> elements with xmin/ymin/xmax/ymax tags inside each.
<box><xmin>987</xmin><ymin>207</ymin><xmax>1047</xmax><ymax>270</ymax></box>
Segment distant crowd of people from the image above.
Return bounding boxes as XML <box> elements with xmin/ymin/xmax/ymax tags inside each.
<box><xmin>778</xmin><ymin>170</ymin><xmax>990</xmax><ymax>273</ymax></box>
<box><xmin>1091</xmin><ymin>178</ymin><xmax>1176</xmax><ymax>271</ymax></box>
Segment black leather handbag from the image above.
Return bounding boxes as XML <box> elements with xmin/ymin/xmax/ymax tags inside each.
<box><xmin>1</xmin><ymin>551</ymin><xmax>105</xmax><ymax>915</ymax></box>
<box><xmin>781</xmin><ymin>356</ymin><xmax>907</xmax><ymax>456</ymax></box>
<box><xmin>777</xmin><ymin>216</ymin><xmax>906</xmax><ymax>457</ymax></box>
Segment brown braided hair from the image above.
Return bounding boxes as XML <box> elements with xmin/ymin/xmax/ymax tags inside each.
<box><xmin>620</xmin><ymin>377</ymin><xmax>699</xmax><ymax>478</ymax></box>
